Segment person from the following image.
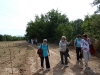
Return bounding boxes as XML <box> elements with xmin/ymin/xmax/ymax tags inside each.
<box><xmin>59</xmin><ymin>36</ymin><xmax>71</xmax><ymax>67</ymax></box>
<box><xmin>39</xmin><ymin>39</ymin><xmax>50</xmax><ymax>70</ymax></box>
<box><xmin>31</xmin><ymin>39</ymin><xmax>33</xmax><ymax>44</ymax></box>
<box><xmin>81</xmin><ymin>34</ymin><xmax>91</xmax><ymax>68</ymax></box>
<box><xmin>33</xmin><ymin>39</ymin><xmax>36</xmax><ymax>45</ymax></box>
<box><xmin>74</xmin><ymin>34</ymin><xmax>82</xmax><ymax>61</ymax></box>
<box><xmin>35</xmin><ymin>38</ymin><xmax>38</xmax><ymax>46</ymax></box>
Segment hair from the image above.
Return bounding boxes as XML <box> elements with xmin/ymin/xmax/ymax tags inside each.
<box><xmin>77</xmin><ymin>34</ymin><xmax>81</xmax><ymax>38</ymax></box>
<box><xmin>83</xmin><ymin>34</ymin><xmax>87</xmax><ymax>38</ymax></box>
<box><xmin>61</xmin><ymin>36</ymin><xmax>66</xmax><ymax>40</ymax></box>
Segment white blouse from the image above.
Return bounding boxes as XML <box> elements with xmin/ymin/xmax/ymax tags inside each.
<box><xmin>81</xmin><ymin>38</ymin><xmax>90</xmax><ymax>52</ymax></box>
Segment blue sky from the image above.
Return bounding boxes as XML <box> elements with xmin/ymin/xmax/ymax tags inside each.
<box><xmin>0</xmin><ymin>0</ymin><xmax>96</xmax><ymax>36</ymax></box>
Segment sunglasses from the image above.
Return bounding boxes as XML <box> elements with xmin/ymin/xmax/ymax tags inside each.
<box><xmin>44</xmin><ymin>41</ymin><xmax>47</xmax><ymax>42</ymax></box>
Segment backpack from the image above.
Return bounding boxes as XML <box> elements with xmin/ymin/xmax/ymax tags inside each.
<box><xmin>89</xmin><ymin>44</ymin><xmax>96</xmax><ymax>55</ymax></box>
<box><xmin>75</xmin><ymin>38</ymin><xmax>78</xmax><ymax>45</ymax></box>
<box><xmin>37</xmin><ymin>48</ymin><xmax>43</xmax><ymax>58</ymax></box>
<box><xmin>66</xmin><ymin>48</ymin><xmax>71</xmax><ymax>59</ymax></box>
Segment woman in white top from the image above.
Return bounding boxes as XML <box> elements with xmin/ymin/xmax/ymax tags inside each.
<box><xmin>59</xmin><ymin>36</ymin><xmax>71</xmax><ymax>66</ymax></box>
<box><xmin>81</xmin><ymin>34</ymin><xmax>91</xmax><ymax>68</ymax></box>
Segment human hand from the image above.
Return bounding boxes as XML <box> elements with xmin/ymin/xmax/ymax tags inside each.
<box><xmin>48</xmin><ymin>53</ymin><xmax>50</xmax><ymax>56</ymax></box>
<box><xmin>84</xmin><ymin>48</ymin><xmax>87</xmax><ymax>50</ymax></box>
<box><xmin>74</xmin><ymin>47</ymin><xmax>76</xmax><ymax>50</ymax></box>
<box><xmin>80</xmin><ymin>50</ymin><xmax>83</xmax><ymax>53</ymax></box>
<box><xmin>62</xmin><ymin>50</ymin><xmax>65</xmax><ymax>52</ymax></box>
<box><xmin>70</xmin><ymin>40</ymin><xmax>72</xmax><ymax>43</ymax></box>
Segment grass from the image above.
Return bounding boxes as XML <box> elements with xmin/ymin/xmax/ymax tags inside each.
<box><xmin>0</xmin><ymin>41</ymin><xmax>31</xmax><ymax>75</ymax></box>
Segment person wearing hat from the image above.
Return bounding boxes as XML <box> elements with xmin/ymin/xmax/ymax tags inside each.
<box><xmin>74</xmin><ymin>34</ymin><xmax>82</xmax><ymax>61</ymax></box>
<box><xmin>59</xmin><ymin>36</ymin><xmax>71</xmax><ymax>67</ymax></box>
<box><xmin>39</xmin><ymin>39</ymin><xmax>50</xmax><ymax>70</ymax></box>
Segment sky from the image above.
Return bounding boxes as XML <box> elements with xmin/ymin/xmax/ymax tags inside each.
<box><xmin>0</xmin><ymin>0</ymin><xmax>97</xmax><ymax>36</ymax></box>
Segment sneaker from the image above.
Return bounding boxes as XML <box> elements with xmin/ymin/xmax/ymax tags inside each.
<box><xmin>86</xmin><ymin>66</ymin><xmax>90</xmax><ymax>69</ymax></box>
<box><xmin>80</xmin><ymin>67</ymin><xmax>83</xmax><ymax>69</ymax></box>
<box><xmin>61</xmin><ymin>63</ymin><xmax>64</xmax><ymax>66</ymax></box>
<box><xmin>77</xmin><ymin>60</ymin><xmax>80</xmax><ymax>62</ymax></box>
<box><xmin>40</xmin><ymin>67</ymin><xmax>44</xmax><ymax>70</ymax></box>
<box><xmin>46</xmin><ymin>68</ymin><xmax>50</xmax><ymax>71</ymax></box>
<box><xmin>80</xmin><ymin>58</ymin><xmax>82</xmax><ymax>60</ymax></box>
<box><xmin>85</xmin><ymin>64</ymin><xmax>89</xmax><ymax>68</ymax></box>
<box><xmin>65</xmin><ymin>64</ymin><xmax>69</xmax><ymax>67</ymax></box>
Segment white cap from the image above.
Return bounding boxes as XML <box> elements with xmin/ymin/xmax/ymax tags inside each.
<box><xmin>43</xmin><ymin>39</ymin><xmax>47</xmax><ymax>42</ymax></box>
<box><xmin>61</xmin><ymin>36</ymin><xmax>66</xmax><ymax>39</ymax></box>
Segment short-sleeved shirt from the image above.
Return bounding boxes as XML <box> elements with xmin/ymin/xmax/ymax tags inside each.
<box><xmin>81</xmin><ymin>39</ymin><xmax>90</xmax><ymax>52</ymax></box>
<box><xmin>39</xmin><ymin>44</ymin><xmax>49</xmax><ymax>57</ymax></box>
<box><xmin>74</xmin><ymin>38</ymin><xmax>82</xmax><ymax>47</ymax></box>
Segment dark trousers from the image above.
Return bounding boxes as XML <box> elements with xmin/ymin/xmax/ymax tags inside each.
<box><xmin>35</xmin><ymin>42</ymin><xmax>37</xmax><ymax>46</ymax></box>
<box><xmin>76</xmin><ymin>47</ymin><xmax>82</xmax><ymax>60</ymax></box>
<box><xmin>41</xmin><ymin>56</ymin><xmax>50</xmax><ymax>68</ymax></box>
<box><xmin>60</xmin><ymin>51</ymin><xmax>68</xmax><ymax>65</ymax></box>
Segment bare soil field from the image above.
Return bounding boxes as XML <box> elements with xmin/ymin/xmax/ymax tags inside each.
<box><xmin>0</xmin><ymin>41</ymin><xmax>100</xmax><ymax>75</ymax></box>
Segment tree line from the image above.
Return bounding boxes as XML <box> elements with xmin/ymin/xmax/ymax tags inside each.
<box><xmin>25</xmin><ymin>10</ymin><xmax>100</xmax><ymax>42</ymax></box>
<box><xmin>25</xmin><ymin>9</ymin><xmax>84</xmax><ymax>42</ymax></box>
<box><xmin>25</xmin><ymin>0</ymin><xmax>100</xmax><ymax>52</ymax></box>
<box><xmin>0</xmin><ymin>34</ymin><xmax>25</xmax><ymax>41</ymax></box>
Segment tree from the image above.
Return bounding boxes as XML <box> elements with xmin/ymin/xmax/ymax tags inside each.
<box><xmin>93</xmin><ymin>0</ymin><xmax>100</xmax><ymax>13</ymax></box>
<box><xmin>0</xmin><ymin>34</ymin><xmax>3</xmax><ymax>41</ymax></box>
<box><xmin>72</xmin><ymin>19</ymin><xmax>83</xmax><ymax>36</ymax></box>
<box><xmin>82</xmin><ymin>14</ymin><xmax>100</xmax><ymax>52</ymax></box>
<box><xmin>0</xmin><ymin>34</ymin><xmax>25</xmax><ymax>41</ymax></box>
<box><xmin>25</xmin><ymin>9</ymin><xmax>69</xmax><ymax>42</ymax></box>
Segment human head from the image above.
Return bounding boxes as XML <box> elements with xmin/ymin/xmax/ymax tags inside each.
<box><xmin>61</xmin><ymin>36</ymin><xmax>66</xmax><ymax>42</ymax></box>
<box><xmin>43</xmin><ymin>39</ymin><xmax>47</xmax><ymax>44</ymax></box>
<box><xmin>77</xmin><ymin>34</ymin><xmax>81</xmax><ymax>39</ymax></box>
<box><xmin>83</xmin><ymin>34</ymin><xmax>87</xmax><ymax>40</ymax></box>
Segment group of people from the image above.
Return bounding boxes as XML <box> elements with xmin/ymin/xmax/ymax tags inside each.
<box><xmin>38</xmin><ymin>34</ymin><xmax>92</xmax><ymax>71</ymax></box>
<box><xmin>31</xmin><ymin>38</ymin><xmax>38</xmax><ymax>46</ymax></box>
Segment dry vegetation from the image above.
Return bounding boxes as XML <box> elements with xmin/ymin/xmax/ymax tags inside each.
<box><xmin>0</xmin><ymin>41</ymin><xmax>34</xmax><ymax>75</ymax></box>
<box><xmin>0</xmin><ymin>41</ymin><xmax>100</xmax><ymax>75</ymax></box>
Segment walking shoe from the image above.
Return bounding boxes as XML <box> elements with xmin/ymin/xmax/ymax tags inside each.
<box><xmin>40</xmin><ymin>67</ymin><xmax>44</xmax><ymax>70</ymax></box>
<box><xmin>46</xmin><ymin>68</ymin><xmax>50</xmax><ymax>71</ymax></box>
<box><xmin>65</xmin><ymin>64</ymin><xmax>69</xmax><ymax>67</ymax></box>
<box><xmin>86</xmin><ymin>66</ymin><xmax>90</xmax><ymax>69</ymax></box>
<box><xmin>61</xmin><ymin>63</ymin><xmax>64</xmax><ymax>66</ymax></box>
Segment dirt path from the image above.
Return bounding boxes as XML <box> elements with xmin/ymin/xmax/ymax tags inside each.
<box><xmin>21</xmin><ymin>44</ymin><xmax>100</xmax><ymax>75</ymax></box>
<box><xmin>0</xmin><ymin>42</ymin><xmax>100</xmax><ymax>75</ymax></box>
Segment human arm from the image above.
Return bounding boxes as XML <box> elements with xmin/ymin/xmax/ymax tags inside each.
<box><xmin>59</xmin><ymin>42</ymin><xmax>62</xmax><ymax>51</ymax></box>
<box><xmin>74</xmin><ymin>39</ymin><xmax>76</xmax><ymax>49</ymax></box>
<box><xmin>39</xmin><ymin>44</ymin><xmax>42</xmax><ymax>49</ymax></box>
<box><xmin>80</xmin><ymin>40</ymin><xmax>86</xmax><ymax>51</ymax></box>
<box><xmin>66</xmin><ymin>40</ymin><xmax>72</xmax><ymax>45</ymax></box>
<box><xmin>59</xmin><ymin>42</ymin><xmax>65</xmax><ymax>52</ymax></box>
<box><xmin>48</xmin><ymin>45</ymin><xmax>50</xmax><ymax>56</ymax></box>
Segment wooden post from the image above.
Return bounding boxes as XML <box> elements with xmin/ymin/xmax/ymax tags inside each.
<box><xmin>9</xmin><ymin>49</ymin><xmax>13</xmax><ymax>75</ymax></box>
<box><xmin>19</xmin><ymin>48</ymin><xmax>20</xmax><ymax>54</ymax></box>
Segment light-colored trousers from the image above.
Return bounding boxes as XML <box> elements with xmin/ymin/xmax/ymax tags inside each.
<box><xmin>83</xmin><ymin>51</ymin><xmax>91</xmax><ymax>63</ymax></box>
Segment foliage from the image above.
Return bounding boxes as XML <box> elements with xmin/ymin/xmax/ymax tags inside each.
<box><xmin>25</xmin><ymin>9</ymin><xmax>83</xmax><ymax>43</ymax></box>
<box><xmin>25</xmin><ymin>9</ymin><xmax>100</xmax><ymax>52</ymax></box>
<box><xmin>93</xmin><ymin>0</ymin><xmax>100</xmax><ymax>13</ymax></box>
<box><xmin>82</xmin><ymin>14</ymin><xmax>100</xmax><ymax>52</ymax></box>
<box><xmin>0</xmin><ymin>34</ymin><xmax>25</xmax><ymax>41</ymax></box>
